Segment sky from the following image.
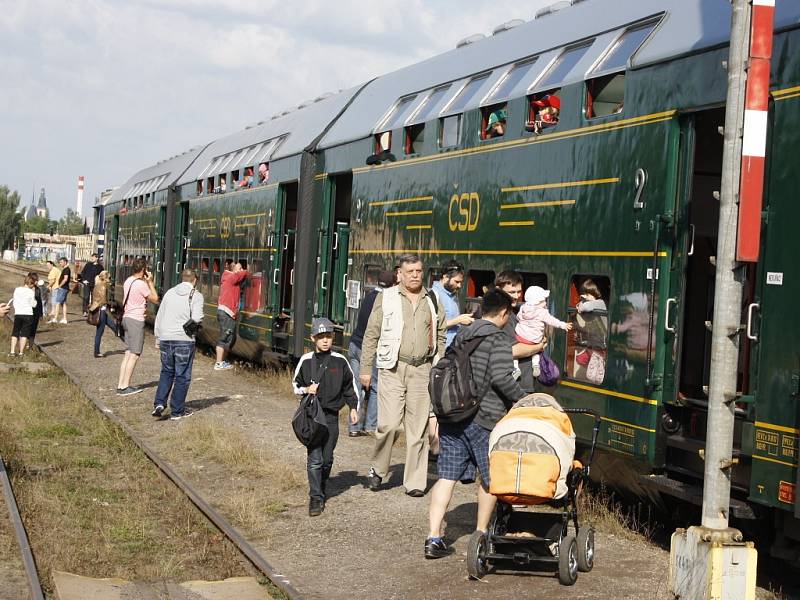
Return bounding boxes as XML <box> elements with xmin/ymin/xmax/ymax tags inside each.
<box><xmin>0</xmin><ymin>0</ymin><xmax>554</xmax><ymax>220</ymax></box>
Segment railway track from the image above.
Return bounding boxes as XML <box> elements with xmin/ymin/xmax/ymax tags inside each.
<box><xmin>0</xmin><ymin>454</ymin><xmax>45</xmax><ymax>600</ymax></box>
<box><xmin>0</xmin><ymin>260</ymin><xmax>304</xmax><ymax>599</ymax></box>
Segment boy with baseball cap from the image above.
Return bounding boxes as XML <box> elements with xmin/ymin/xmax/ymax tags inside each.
<box><xmin>293</xmin><ymin>317</ymin><xmax>359</xmax><ymax>516</ymax></box>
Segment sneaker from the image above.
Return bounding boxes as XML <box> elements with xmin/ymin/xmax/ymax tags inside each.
<box><xmin>47</xmin><ymin>318</ymin><xmax>57</xmax><ymax>324</ymax></box>
<box><xmin>367</xmin><ymin>467</ymin><xmax>382</xmax><ymax>492</ymax></box>
<box><xmin>348</xmin><ymin>431</ymin><xmax>360</xmax><ymax>437</ymax></box>
<box><xmin>214</xmin><ymin>361</ymin><xmax>233</xmax><ymax>371</ymax></box>
<box><xmin>82</xmin><ymin>311</ymin><xmax>88</xmax><ymax>317</ymax></box>
<box><xmin>7</xmin><ymin>352</ymin><xmax>16</xmax><ymax>357</ymax></box>
<box><xmin>94</xmin><ymin>353</ymin><xmax>103</xmax><ymax>358</ymax></box>
<box><xmin>308</xmin><ymin>498</ymin><xmax>324</xmax><ymax>517</ymax></box>
<box><xmin>424</xmin><ymin>537</ymin><xmax>453</xmax><ymax>559</ymax></box>
<box><xmin>151</xmin><ymin>404</ymin><xmax>165</xmax><ymax>417</ymax></box>
<box><xmin>117</xmin><ymin>386</ymin><xmax>143</xmax><ymax>396</ymax></box>
<box><xmin>406</xmin><ymin>489</ymin><xmax>425</xmax><ymax>498</ymax></box>
<box><xmin>170</xmin><ymin>410</ymin><xmax>194</xmax><ymax>421</ymax></box>
<box><xmin>59</xmin><ymin>318</ymin><xmax>68</xmax><ymax>324</ymax></box>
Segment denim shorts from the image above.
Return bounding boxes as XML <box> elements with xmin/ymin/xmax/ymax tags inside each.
<box><xmin>437</xmin><ymin>420</ymin><xmax>492</xmax><ymax>490</ymax></box>
<box><xmin>53</xmin><ymin>288</ymin><xmax>68</xmax><ymax>305</ymax></box>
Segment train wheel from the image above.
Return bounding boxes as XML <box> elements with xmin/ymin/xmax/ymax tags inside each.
<box><xmin>558</xmin><ymin>535</ymin><xmax>578</xmax><ymax>586</ymax></box>
<box><xmin>576</xmin><ymin>527</ymin><xmax>595</xmax><ymax>572</ymax></box>
<box><xmin>466</xmin><ymin>530</ymin><xmax>489</xmax><ymax>580</ymax></box>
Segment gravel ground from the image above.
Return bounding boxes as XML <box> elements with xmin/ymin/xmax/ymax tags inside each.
<box><xmin>0</xmin><ymin>494</ymin><xmax>30</xmax><ymax>600</ymax></box>
<box><xmin>0</xmin><ymin>295</ymin><xmax>679</xmax><ymax>600</ymax></box>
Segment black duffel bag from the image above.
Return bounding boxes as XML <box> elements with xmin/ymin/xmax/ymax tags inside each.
<box><xmin>292</xmin><ymin>392</ymin><xmax>329</xmax><ymax>447</ymax></box>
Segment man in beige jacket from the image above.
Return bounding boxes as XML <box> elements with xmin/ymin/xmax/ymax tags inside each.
<box><xmin>360</xmin><ymin>253</ymin><xmax>447</xmax><ymax>497</ymax></box>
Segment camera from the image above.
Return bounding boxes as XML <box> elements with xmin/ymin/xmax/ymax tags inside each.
<box><xmin>183</xmin><ymin>319</ymin><xmax>203</xmax><ymax>337</ymax></box>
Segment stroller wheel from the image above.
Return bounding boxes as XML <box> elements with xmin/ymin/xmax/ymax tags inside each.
<box><xmin>557</xmin><ymin>535</ymin><xmax>578</xmax><ymax>586</ymax></box>
<box><xmin>577</xmin><ymin>527</ymin><xmax>595</xmax><ymax>572</ymax></box>
<box><xmin>466</xmin><ymin>530</ymin><xmax>489</xmax><ymax>580</ymax></box>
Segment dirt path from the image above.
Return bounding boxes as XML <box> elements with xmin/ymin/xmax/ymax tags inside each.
<box><xmin>0</xmin><ymin>271</ymin><xmax>684</xmax><ymax>600</ymax></box>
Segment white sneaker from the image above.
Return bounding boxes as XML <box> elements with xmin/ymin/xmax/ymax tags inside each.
<box><xmin>48</xmin><ymin>318</ymin><xmax>57</xmax><ymax>324</ymax></box>
<box><xmin>214</xmin><ymin>361</ymin><xmax>233</xmax><ymax>371</ymax></box>
<box><xmin>59</xmin><ymin>319</ymin><xmax>68</xmax><ymax>324</ymax></box>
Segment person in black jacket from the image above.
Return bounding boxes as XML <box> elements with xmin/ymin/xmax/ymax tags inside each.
<box><xmin>293</xmin><ymin>318</ymin><xmax>359</xmax><ymax>516</ymax></box>
<box><xmin>79</xmin><ymin>253</ymin><xmax>103</xmax><ymax>317</ymax></box>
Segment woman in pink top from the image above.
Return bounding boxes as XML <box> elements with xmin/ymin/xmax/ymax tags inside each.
<box><xmin>515</xmin><ymin>285</ymin><xmax>572</xmax><ymax>376</ymax></box>
<box><xmin>116</xmin><ymin>258</ymin><xmax>159</xmax><ymax>396</ymax></box>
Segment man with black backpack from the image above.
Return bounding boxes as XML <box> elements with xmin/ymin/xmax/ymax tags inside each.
<box><xmin>425</xmin><ymin>289</ymin><xmax>525</xmax><ymax>559</ymax></box>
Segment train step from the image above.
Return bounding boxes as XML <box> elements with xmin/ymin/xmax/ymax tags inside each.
<box><xmin>641</xmin><ymin>474</ymin><xmax>757</xmax><ymax>519</ymax></box>
<box><xmin>665</xmin><ymin>434</ymin><xmax>742</xmax><ymax>456</ymax></box>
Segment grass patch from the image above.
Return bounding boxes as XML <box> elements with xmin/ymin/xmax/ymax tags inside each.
<box><xmin>578</xmin><ymin>484</ymin><xmax>657</xmax><ymax>541</ymax></box>
<box><xmin>0</xmin><ymin>356</ymin><xmax>252</xmax><ymax>594</ymax></box>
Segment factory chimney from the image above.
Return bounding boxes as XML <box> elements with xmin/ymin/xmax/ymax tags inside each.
<box><xmin>76</xmin><ymin>175</ymin><xmax>85</xmax><ymax>216</ymax></box>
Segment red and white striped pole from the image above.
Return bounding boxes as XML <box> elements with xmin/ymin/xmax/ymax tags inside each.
<box><xmin>736</xmin><ymin>0</ymin><xmax>775</xmax><ymax>262</ymax></box>
<box><xmin>76</xmin><ymin>175</ymin><xmax>85</xmax><ymax>217</ymax></box>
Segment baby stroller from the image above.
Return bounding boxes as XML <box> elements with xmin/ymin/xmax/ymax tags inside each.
<box><xmin>466</xmin><ymin>393</ymin><xmax>601</xmax><ymax>586</ymax></box>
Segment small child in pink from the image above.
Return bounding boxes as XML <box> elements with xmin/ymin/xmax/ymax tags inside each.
<box><xmin>515</xmin><ymin>286</ymin><xmax>572</xmax><ymax>376</ymax></box>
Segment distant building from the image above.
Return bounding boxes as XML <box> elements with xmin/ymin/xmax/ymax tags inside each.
<box><xmin>36</xmin><ymin>187</ymin><xmax>48</xmax><ymax>219</ymax></box>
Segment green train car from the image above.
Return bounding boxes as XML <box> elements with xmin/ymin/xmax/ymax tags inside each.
<box><xmin>103</xmin><ymin>0</ymin><xmax>800</xmax><ymax>564</ymax></box>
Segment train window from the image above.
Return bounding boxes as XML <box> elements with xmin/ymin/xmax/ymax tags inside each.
<box><xmin>439</xmin><ymin>115</ymin><xmax>461</xmax><ymax>148</ymax></box>
<box><xmin>244</xmin><ymin>259</ymin><xmax>264</xmax><ymax>312</ymax></box>
<box><xmin>258</xmin><ymin>162</ymin><xmax>270</xmax><ymax>184</ymax></box>
<box><xmin>485</xmin><ymin>58</ymin><xmax>538</xmax><ymax>104</ymax></box>
<box><xmin>520</xmin><ymin>271</ymin><xmax>548</xmax><ymax>291</ymax></box>
<box><xmin>207</xmin><ymin>176</ymin><xmax>214</xmax><ymax>194</ymax></box>
<box><xmin>200</xmin><ymin>257</ymin><xmax>209</xmax><ymax>297</ymax></box>
<box><xmin>404</xmin><ymin>124</ymin><xmax>424</xmax><ymax>155</ymax></box>
<box><xmin>363</xmin><ymin>264</ymin><xmax>383</xmax><ymax>290</ymax></box>
<box><xmin>212</xmin><ymin>258</ymin><xmax>221</xmax><ymax>301</ymax></box>
<box><xmin>585</xmin><ymin>73</ymin><xmax>625</xmax><ymax>119</ymax></box>
<box><xmin>565</xmin><ymin>275</ymin><xmax>610</xmax><ymax>386</ymax></box>
<box><xmin>526</xmin><ymin>90</ymin><xmax>561</xmax><ymax>134</ymax></box>
<box><xmin>374</xmin><ymin>131</ymin><xmax>392</xmax><ymax>154</ymax></box>
<box><xmin>379</xmin><ymin>94</ymin><xmax>418</xmax><ymax>131</ymax></box>
<box><xmin>445</xmin><ymin>73</ymin><xmax>489</xmax><ymax>115</ymax></box>
<box><xmin>196</xmin><ymin>180</ymin><xmax>204</xmax><ymax>196</ymax></box>
<box><xmin>481</xmin><ymin>103</ymin><xmax>507</xmax><ymax>140</ymax></box>
<box><xmin>593</xmin><ymin>22</ymin><xmax>656</xmax><ymax>74</ymax></box>
<box><xmin>465</xmin><ymin>269</ymin><xmax>495</xmax><ymax>313</ymax></box>
<box><xmin>218</xmin><ymin>175</ymin><xmax>227</xmax><ymax>193</ymax></box>
<box><xmin>409</xmin><ymin>85</ymin><xmax>451</xmax><ymax>124</ymax></box>
<box><xmin>535</xmin><ymin>42</ymin><xmax>593</xmax><ymax>91</ymax></box>
<box><xmin>427</xmin><ymin>268</ymin><xmax>441</xmax><ymax>287</ymax></box>
<box><xmin>231</xmin><ymin>169</ymin><xmax>240</xmax><ymax>188</ymax></box>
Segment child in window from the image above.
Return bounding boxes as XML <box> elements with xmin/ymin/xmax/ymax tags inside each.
<box><xmin>514</xmin><ymin>285</ymin><xmax>572</xmax><ymax>377</ymax></box>
<box><xmin>530</xmin><ymin>94</ymin><xmax>560</xmax><ymax>134</ymax></box>
<box><xmin>292</xmin><ymin>318</ymin><xmax>358</xmax><ymax>517</ymax></box>
<box><xmin>574</xmin><ymin>279</ymin><xmax>608</xmax><ymax>384</ymax></box>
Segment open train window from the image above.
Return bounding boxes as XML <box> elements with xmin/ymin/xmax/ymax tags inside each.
<box><xmin>200</xmin><ymin>257</ymin><xmax>209</xmax><ymax>297</ymax></box>
<box><xmin>196</xmin><ymin>180</ymin><xmax>204</xmax><ymax>196</ymax></box>
<box><xmin>244</xmin><ymin>258</ymin><xmax>263</xmax><ymax>312</ymax></box>
<box><xmin>481</xmin><ymin>103</ymin><xmax>507</xmax><ymax>140</ymax></box>
<box><xmin>427</xmin><ymin>267</ymin><xmax>441</xmax><ymax>287</ymax></box>
<box><xmin>585</xmin><ymin>73</ymin><xmax>625</xmax><ymax>119</ymax></box>
<box><xmin>565</xmin><ymin>275</ymin><xmax>610</xmax><ymax>385</ymax></box>
<box><xmin>465</xmin><ymin>269</ymin><xmax>495</xmax><ymax>313</ymax></box>
<box><xmin>374</xmin><ymin>131</ymin><xmax>391</xmax><ymax>154</ymax></box>
<box><xmin>212</xmin><ymin>258</ymin><xmax>221</xmax><ymax>301</ymax></box>
<box><xmin>520</xmin><ymin>271</ymin><xmax>548</xmax><ymax>291</ymax></box>
<box><xmin>207</xmin><ymin>176</ymin><xmax>214</xmax><ymax>194</ymax></box>
<box><xmin>526</xmin><ymin>90</ymin><xmax>561</xmax><ymax>134</ymax></box>
<box><xmin>404</xmin><ymin>124</ymin><xmax>424</xmax><ymax>155</ymax></box>
<box><xmin>439</xmin><ymin>115</ymin><xmax>461</xmax><ymax>149</ymax></box>
<box><xmin>258</xmin><ymin>162</ymin><xmax>269</xmax><ymax>184</ymax></box>
<box><xmin>231</xmin><ymin>169</ymin><xmax>240</xmax><ymax>188</ymax></box>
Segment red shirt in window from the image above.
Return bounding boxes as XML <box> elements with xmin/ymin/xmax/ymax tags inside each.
<box><xmin>218</xmin><ymin>270</ymin><xmax>248</xmax><ymax>317</ymax></box>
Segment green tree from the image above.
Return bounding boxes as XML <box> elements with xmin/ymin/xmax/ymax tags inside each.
<box><xmin>0</xmin><ymin>185</ymin><xmax>23</xmax><ymax>251</ymax></box>
<box><xmin>21</xmin><ymin>215</ymin><xmax>52</xmax><ymax>234</ymax></box>
<box><xmin>57</xmin><ymin>208</ymin><xmax>86</xmax><ymax>235</ymax></box>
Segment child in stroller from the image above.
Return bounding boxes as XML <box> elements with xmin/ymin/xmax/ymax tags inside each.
<box><xmin>466</xmin><ymin>393</ymin><xmax>601</xmax><ymax>586</ymax></box>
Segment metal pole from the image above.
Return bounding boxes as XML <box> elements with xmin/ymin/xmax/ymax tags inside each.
<box><xmin>701</xmin><ymin>0</ymin><xmax>750</xmax><ymax>531</ymax></box>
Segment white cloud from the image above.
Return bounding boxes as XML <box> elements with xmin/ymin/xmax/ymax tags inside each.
<box><xmin>0</xmin><ymin>0</ymin><xmax>552</xmax><ymax>218</ymax></box>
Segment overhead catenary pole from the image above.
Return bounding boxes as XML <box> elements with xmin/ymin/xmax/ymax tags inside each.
<box><xmin>701</xmin><ymin>0</ymin><xmax>751</xmax><ymax>531</ymax></box>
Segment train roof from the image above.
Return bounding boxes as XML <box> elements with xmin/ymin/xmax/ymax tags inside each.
<box><xmin>110</xmin><ymin>144</ymin><xmax>207</xmax><ymax>204</ymax></box>
<box><xmin>317</xmin><ymin>0</ymin><xmax>800</xmax><ymax>150</ymax></box>
<box><xmin>175</xmin><ymin>88</ymin><xmax>360</xmax><ymax>186</ymax></box>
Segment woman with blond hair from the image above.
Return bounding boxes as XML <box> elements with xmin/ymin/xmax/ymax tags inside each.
<box><xmin>88</xmin><ymin>270</ymin><xmax>118</xmax><ymax>358</ymax></box>
<box><xmin>10</xmin><ymin>274</ymin><xmax>38</xmax><ymax>357</ymax></box>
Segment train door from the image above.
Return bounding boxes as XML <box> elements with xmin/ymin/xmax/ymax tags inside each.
<box><xmin>662</xmin><ymin>108</ymin><xmax>753</xmax><ymax>490</ymax></box>
<box><xmin>271</xmin><ymin>182</ymin><xmax>297</xmax><ymax>352</ymax></box>
<box><xmin>316</xmin><ymin>172</ymin><xmax>352</xmax><ymax>325</ymax></box>
<box><xmin>173</xmin><ymin>201</ymin><xmax>190</xmax><ymax>286</ymax></box>
<box><xmin>155</xmin><ymin>206</ymin><xmax>167</xmax><ymax>292</ymax></box>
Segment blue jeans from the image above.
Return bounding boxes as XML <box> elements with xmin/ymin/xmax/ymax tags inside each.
<box><xmin>94</xmin><ymin>309</ymin><xmax>118</xmax><ymax>355</ymax></box>
<box><xmin>154</xmin><ymin>341</ymin><xmax>196</xmax><ymax>415</ymax></box>
<box><xmin>307</xmin><ymin>411</ymin><xmax>340</xmax><ymax>501</ymax></box>
<box><xmin>347</xmin><ymin>343</ymin><xmax>378</xmax><ymax>433</ymax></box>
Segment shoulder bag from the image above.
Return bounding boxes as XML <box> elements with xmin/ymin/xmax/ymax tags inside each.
<box><xmin>182</xmin><ymin>287</ymin><xmax>203</xmax><ymax>337</ymax></box>
<box><xmin>292</xmin><ymin>359</ymin><xmax>330</xmax><ymax>447</ymax></box>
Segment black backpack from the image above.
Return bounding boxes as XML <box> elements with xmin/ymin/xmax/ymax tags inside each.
<box><xmin>429</xmin><ymin>334</ymin><xmax>494</xmax><ymax>424</ymax></box>
<box><xmin>291</xmin><ymin>359</ymin><xmax>330</xmax><ymax>447</ymax></box>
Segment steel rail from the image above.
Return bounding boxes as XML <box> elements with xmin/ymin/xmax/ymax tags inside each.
<box><xmin>42</xmin><ymin>345</ymin><xmax>305</xmax><ymax>600</ymax></box>
<box><xmin>0</xmin><ymin>455</ymin><xmax>45</xmax><ymax>600</ymax></box>
<box><xmin>0</xmin><ymin>264</ymin><xmax>305</xmax><ymax>599</ymax></box>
